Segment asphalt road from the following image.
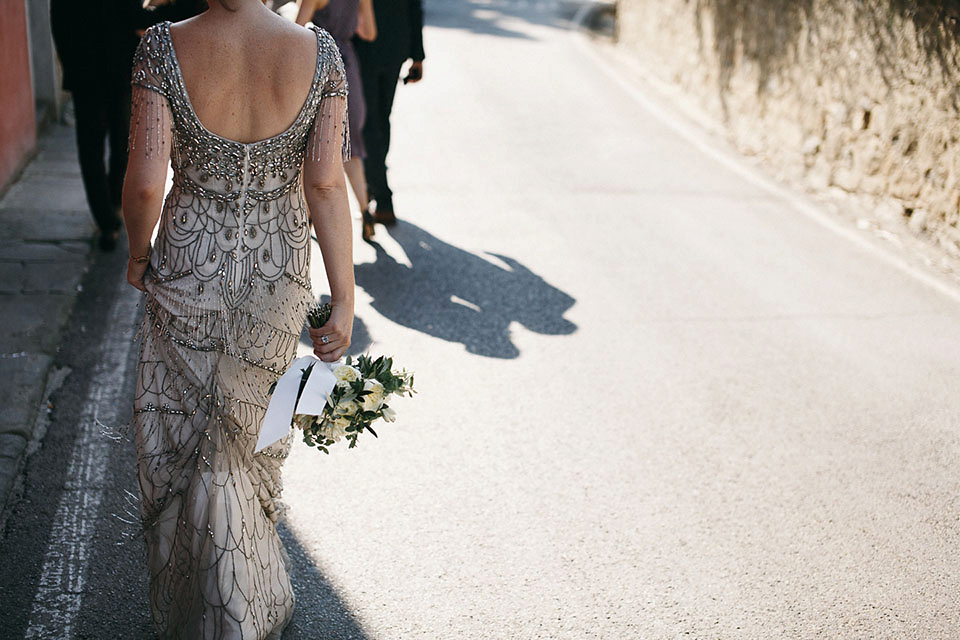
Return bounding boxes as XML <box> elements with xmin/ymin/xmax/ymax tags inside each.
<box><xmin>3</xmin><ymin>0</ymin><xmax>960</xmax><ymax>638</ymax></box>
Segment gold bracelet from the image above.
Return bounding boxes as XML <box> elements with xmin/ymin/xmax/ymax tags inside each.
<box><xmin>129</xmin><ymin>251</ymin><xmax>151</xmax><ymax>264</ymax></box>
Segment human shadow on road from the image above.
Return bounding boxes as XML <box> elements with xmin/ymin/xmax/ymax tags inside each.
<box><xmin>355</xmin><ymin>221</ymin><xmax>577</xmax><ymax>359</ymax></box>
<box><xmin>279</xmin><ymin>523</ymin><xmax>372</xmax><ymax>640</ymax></box>
<box><xmin>70</xmin><ymin>497</ymin><xmax>373</xmax><ymax>640</ymax></box>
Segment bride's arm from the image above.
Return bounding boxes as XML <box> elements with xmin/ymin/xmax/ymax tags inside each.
<box><xmin>302</xmin><ymin>93</ymin><xmax>354</xmax><ymax>362</ymax></box>
<box><xmin>356</xmin><ymin>0</ymin><xmax>376</xmax><ymax>41</ymax></box>
<box><xmin>122</xmin><ymin>86</ymin><xmax>172</xmax><ymax>291</ymax></box>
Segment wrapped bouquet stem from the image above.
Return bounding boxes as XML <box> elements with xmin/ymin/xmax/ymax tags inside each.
<box><xmin>255</xmin><ymin>303</ymin><xmax>415</xmax><ymax>454</ymax></box>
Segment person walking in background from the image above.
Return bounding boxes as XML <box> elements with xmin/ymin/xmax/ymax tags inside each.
<box><xmin>296</xmin><ymin>0</ymin><xmax>378</xmax><ymax>241</ymax></box>
<box><xmin>50</xmin><ymin>0</ymin><xmax>146</xmax><ymax>251</ymax></box>
<box><xmin>354</xmin><ymin>0</ymin><xmax>424</xmax><ymax>228</ymax></box>
<box><xmin>50</xmin><ymin>0</ymin><xmax>206</xmax><ymax>252</ymax></box>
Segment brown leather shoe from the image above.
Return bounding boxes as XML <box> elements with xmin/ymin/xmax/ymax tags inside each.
<box><xmin>373</xmin><ymin>209</ymin><xmax>397</xmax><ymax>226</ymax></box>
<box><xmin>361</xmin><ymin>210</ymin><xmax>376</xmax><ymax>242</ymax></box>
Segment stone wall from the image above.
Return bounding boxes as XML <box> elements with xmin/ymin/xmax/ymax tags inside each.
<box><xmin>0</xmin><ymin>0</ymin><xmax>37</xmax><ymax>191</ymax></box>
<box><xmin>616</xmin><ymin>0</ymin><xmax>960</xmax><ymax>254</ymax></box>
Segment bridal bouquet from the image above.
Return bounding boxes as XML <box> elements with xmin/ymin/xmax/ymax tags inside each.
<box><xmin>255</xmin><ymin>303</ymin><xmax>415</xmax><ymax>454</ymax></box>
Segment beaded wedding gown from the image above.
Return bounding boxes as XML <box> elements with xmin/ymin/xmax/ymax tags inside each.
<box><xmin>129</xmin><ymin>22</ymin><xmax>348</xmax><ymax>639</ymax></box>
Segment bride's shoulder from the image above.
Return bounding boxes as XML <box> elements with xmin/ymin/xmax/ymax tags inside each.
<box><xmin>138</xmin><ymin>20</ymin><xmax>171</xmax><ymax>52</ymax></box>
<box><xmin>265</xmin><ymin>19</ymin><xmax>327</xmax><ymax>61</ymax></box>
<box><xmin>304</xmin><ymin>23</ymin><xmax>334</xmax><ymax>47</ymax></box>
<box><xmin>305</xmin><ymin>25</ymin><xmax>343</xmax><ymax>67</ymax></box>
<box><xmin>132</xmin><ymin>21</ymin><xmax>174</xmax><ymax>93</ymax></box>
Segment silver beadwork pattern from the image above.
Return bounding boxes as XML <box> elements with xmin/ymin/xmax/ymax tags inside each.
<box><xmin>128</xmin><ymin>22</ymin><xmax>349</xmax><ymax>640</ymax></box>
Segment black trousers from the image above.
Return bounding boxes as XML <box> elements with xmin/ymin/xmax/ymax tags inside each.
<box><xmin>359</xmin><ymin>63</ymin><xmax>403</xmax><ymax>212</ymax></box>
<box><xmin>71</xmin><ymin>84</ymin><xmax>130</xmax><ymax>234</ymax></box>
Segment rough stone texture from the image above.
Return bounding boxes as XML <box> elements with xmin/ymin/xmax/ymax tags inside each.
<box><xmin>22</xmin><ymin>261</ymin><xmax>85</xmax><ymax>295</ymax></box>
<box><xmin>1</xmin><ymin>174</ymin><xmax>88</xmax><ymax>212</ymax></box>
<box><xmin>0</xmin><ymin>354</ymin><xmax>53</xmax><ymax>439</ymax></box>
<box><xmin>0</xmin><ymin>263</ymin><xmax>25</xmax><ymax>294</ymax></box>
<box><xmin>616</xmin><ymin>0</ymin><xmax>960</xmax><ymax>253</ymax></box>
<box><xmin>0</xmin><ymin>462</ymin><xmax>20</xmax><ymax>530</ymax></box>
<box><xmin>2</xmin><ymin>209</ymin><xmax>95</xmax><ymax>241</ymax></box>
<box><xmin>0</xmin><ymin>122</ymin><xmax>93</xmax><ymax>528</ymax></box>
<box><xmin>0</xmin><ymin>294</ymin><xmax>76</xmax><ymax>354</ymax></box>
<box><xmin>0</xmin><ymin>240</ymin><xmax>88</xmax><ymax>262</ymax></box>
<box><xmin>0</xmin><ymin>434</ymin><xmax>27</xmax><ymax>462</ymax></box>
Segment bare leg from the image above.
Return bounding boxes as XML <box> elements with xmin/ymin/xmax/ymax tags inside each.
<box><xmin>343</xmin><ymin>157</ymin><xmax>369</xmax><ymax>213</ymax></box>
<box><xmin>344</xmin><ymin>157</ymin><xmax>375</xmax><ymax>241</ymax></box>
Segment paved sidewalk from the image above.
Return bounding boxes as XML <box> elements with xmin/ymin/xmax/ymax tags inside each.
<box><xmin>0</xmin><ymin>123</ymin><xmax>95</xmax><ymax>533</ymax></box>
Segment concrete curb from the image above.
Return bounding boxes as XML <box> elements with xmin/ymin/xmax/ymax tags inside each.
<box><xmin>0</xmin><ymin>122</ymin><xmax>95</xmax><ymax>534</ymax></box>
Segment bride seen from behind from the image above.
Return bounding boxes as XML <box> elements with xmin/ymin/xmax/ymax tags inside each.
<box><xmin>121</xmin><ymin>0</ymin><xmax>354</xmax><ymax>636</ymax></box>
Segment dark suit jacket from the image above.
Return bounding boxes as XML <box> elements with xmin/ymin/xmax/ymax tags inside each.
<box><xmin>50</xmin><ymin>0</ymin><xmax>207</xmax><ymax>92</ymax></box>
<box><xmin>51</xmin><ymin>0</ymin><xmax>146</xmax><ymax>91</ymax></box>
<box><xmin>354</xmin><ymin>0</ymin><xmax>424</xmax><ymax>70</ymax></box>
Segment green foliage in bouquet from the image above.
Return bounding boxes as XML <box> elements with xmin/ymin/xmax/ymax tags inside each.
<box><xmin>281</xmin><ymin>302</ymin><xmax>415</xmax><ymax>454</ymax></box>
<box><xmin>307</xmin><ymin>302</ymin><xmax>332</xmax><ymax>329</ymax></box>
<box><xmin>298</xmin><ymin>354</ymin><xmax>415</xmax><ymax>453</ymax></box>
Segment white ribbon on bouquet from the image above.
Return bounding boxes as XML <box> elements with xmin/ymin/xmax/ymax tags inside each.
<box><xmin>254</xmin><ymin>356</ymin><xmax>338</xmax><ymax>453</ymax></box>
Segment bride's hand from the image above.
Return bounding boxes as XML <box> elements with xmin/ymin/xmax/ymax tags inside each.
<box><xmin>309</xmin><ymin>302</ymin><xmax>353</xmax><ymax>362</ymax></box>
<box><xmin>127</xmin><ymin>258</ymin><xmax>149</xmax><ymax>291</ymax></box>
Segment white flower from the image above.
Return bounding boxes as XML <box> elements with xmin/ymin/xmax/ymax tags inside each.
<box><xmin>333</xmin><ymin>365</ymin><xmax>361</xmax><ymax>387</ymax></box>
<box><xmin>380</xmin><ymin>406</ymin><xmax>397</xmax><ymax>422</ymax></box>
<box><xmin>321</xmin><ymin>417</ymin><xmax>349</xmax><ymax>441</ymax></box>
<box><xmin>360</xmin><ymin>379</ymin><xmax>385</xmax><ymax>412</ymax></box>
<box><xmin>334</xmin><ymin>399</ymin><xmax>360</xmax><ymax>417</ymax></box>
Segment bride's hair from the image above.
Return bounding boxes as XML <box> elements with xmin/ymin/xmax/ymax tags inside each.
<box><xmin>219</xmin><ymin>0</ymin><xmax>270</xmax><ymax>11</ymax></box>
<box><xmin>219</xmin><ymin>0</ymin><xmax>239</xmax><ymax>10</ymax></box>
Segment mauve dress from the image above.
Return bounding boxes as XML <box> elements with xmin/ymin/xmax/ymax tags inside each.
<box><xmin>313</xmin><ymin>0</ymin><xmax>366</xmax><ymax>159</ymax></box>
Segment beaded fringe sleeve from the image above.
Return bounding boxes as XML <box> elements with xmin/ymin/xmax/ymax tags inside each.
<box><xmin>125</xmin><ymin>22</ymin><xmax>350</xmax><ymax>640</ymax></box>
<box><xmin>130</xmin><ymin>87</ymin><xmax>173</xmax><ymax>160</ymax></box>
<box><xmin>310</xmin><ymin>40</ymin><xmax>350</xmax><ymax>165</ymax></box>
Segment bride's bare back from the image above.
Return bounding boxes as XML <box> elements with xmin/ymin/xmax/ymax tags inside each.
<box><xmin>169</xmin><ymin>1</ymin><xmax>319</xmax><ymax>144</ymax></box>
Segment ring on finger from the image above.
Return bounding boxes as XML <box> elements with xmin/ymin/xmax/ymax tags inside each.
<box><xmin>320</xmin><ymin>335</ymin><xmax>329</xmax><ymax>344</ymax></box>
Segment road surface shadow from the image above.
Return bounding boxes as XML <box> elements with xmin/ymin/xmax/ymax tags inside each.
<box><xmin>355</xmin><ymin>220</ymin><xmax>577</xmax><ymax>359</ymax></box>
<box><xmin>279</xmin><ymin>522</ymin><xmax>372</xmax><ymax>640</ymax></box>
<box><xmin>72</xmin><ymin>450</ymin><xmax>373</xmax><ymax>639</ymax></box>
<box><xmin>425</xmin><ymin>0</ymin><xmax>591</xmax><ymax>39</ymax></box>
<box><xmin>71</xmin><ymin>504</ymin><xmax>373</xmax><ymax>639</ymax></box>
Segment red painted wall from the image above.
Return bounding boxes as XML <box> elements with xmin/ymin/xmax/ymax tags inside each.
<box><xmin>0</xmin><ymin>0</ymin><xmax>37</xmax><ymax>190</ymax></box>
